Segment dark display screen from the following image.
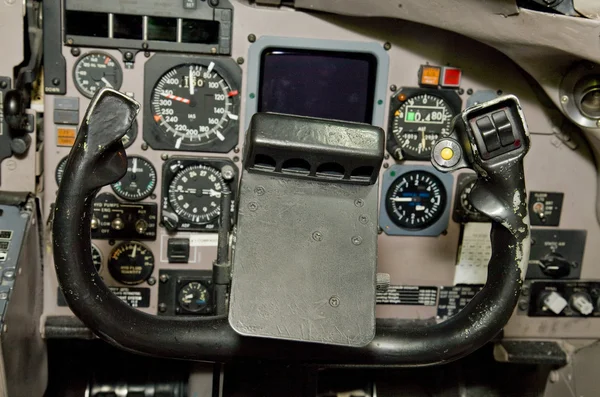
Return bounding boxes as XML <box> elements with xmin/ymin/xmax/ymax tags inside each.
<box><xmin>258</xmin><ymin>49</ymin><xmax>377</xmax><ymax>123</ymax></box>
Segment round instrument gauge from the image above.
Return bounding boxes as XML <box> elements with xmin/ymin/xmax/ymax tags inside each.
<box><xmin>108</xmin><ymin>241</ymin><xmax>154</xmax><ymax>285</ymax></box>
<box><xmin>111</xmin><ymin>156</ymin><xmax>157</xmax><ymax>201</ymax></box>
<box><xmin>91</xmin><ymin>244</ymin><xmax>103</xmax><ymax>273</ymax></box>
<box><xmin>385</xmin><ymin>170</ymin><xmax>447</xmax><ymax>230</ymax></box>
<box><xmin>55</xmin><ymin>156</ymin><xmax>68</xmax><ymax>185</ymax></box>
<box><xmin>459</xmin><ymin>180</ymin><xmax>480</xmax><ymax>217</ymax></box>
<box><xmin>73</xmin><ymin>52</ymin><xmax>123</xmax><ymax>98</ymax></box>
<box><xmin>122</xmin><ymin>119</ymin><xmax>138</xmax><ymax>149</ymax></box>
<box><xmin>168</xmin><ymin>164</ymin><xmax>224</xmax><ymax>225</ymax></box>
<box><xmin>150</xmin><ymin>63</ymin><xmax>239</xmax><ymax>148</ymax></box>
<box><xmin>389</xmin><ymin>90</ymin><xmax>460</xmax><ymax>161</ymax></box>
<box><xmin>178</xmin><ymin>281</ymin><xmax>210</xmax><ymax>313</ymax></box>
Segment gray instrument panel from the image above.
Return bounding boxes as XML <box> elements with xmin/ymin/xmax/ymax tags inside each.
<box><xmin>41</xmin><ymin>2</ymin><xmax>600</xmax><ymax>340</ymax></box>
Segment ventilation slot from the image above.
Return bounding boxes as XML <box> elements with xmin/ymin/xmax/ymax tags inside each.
<box><xmin>281</xmin><ymin>158</ymin><xmax>311</xmax><ymax>175</ymax></box>
<box><xmin>316</xmin><ymin>163</ymin><xmax>345</xmax><ymax>179</ymax></box>
<box><xmin>253</xmin><ymin>154</ymin><xmax>276</xmax><ymax>170</ymax></box>
<box><xmin>350</xmin><ymin>166</ymin><xmax>374</xmax><ymax>182</ymax></box>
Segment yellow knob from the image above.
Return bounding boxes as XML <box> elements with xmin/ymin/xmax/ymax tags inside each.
<box><xmin>440</xmin><ymin>147</ymin><xmax>454</xmax><ymax>160</ymax></box>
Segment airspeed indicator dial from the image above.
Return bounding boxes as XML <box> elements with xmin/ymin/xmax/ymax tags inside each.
<box><xmin>385</xmin><ymin>171</ymin><xmax>447</xmax><ymax>230</ymax></box>
<box><xmin>388</xmin><ymin>89</ymin><xmax>461</xmax><ymax>161</ymax></box>
<box><xmin>150</xmin><ymin>63</ymin><xmax>239</xmax><ymax>150</ymax></box>
<box><xmin>168</xmin><ymin>164</ymin><xmax>224</xmax><ymax>225</ymax></box>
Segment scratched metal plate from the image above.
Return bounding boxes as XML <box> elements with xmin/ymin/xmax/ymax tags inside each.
<box><xmin>229</xmin><ymin>171</ymin><xmax>378</xmax><ymax>346</ymax></box>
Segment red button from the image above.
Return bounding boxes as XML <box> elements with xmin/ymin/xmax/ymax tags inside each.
<box><xmin>442</xmin><ymin>67</ymin><xmax>462</xmax><ymax>87</ymax></box>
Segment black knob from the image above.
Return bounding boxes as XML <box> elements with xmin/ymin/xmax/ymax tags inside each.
<box><xmin>539</xmin><ymin>252</ymin><xmax>571</xmax><ymax>278</ymax></box>
<box><xmin>10</xmin><ymin>135</ymin><xmax>31</xmax><ymax>155</ymax></box>
<box><xmin>3</xmin><ymin>90</ymin><xmax>24</xmax><ymax>130</ymax></box>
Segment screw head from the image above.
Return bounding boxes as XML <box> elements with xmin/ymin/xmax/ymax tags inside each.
<box><xmin>210</xmin><ymin>47</ymin><xmax>217</xmax><ymax>54</ymax></box>
<box><xmin>354</xmin><ymin>199</ymin><xmax>364</xmax><ymax>207</ymax></box>
<box><xmin>351</xmin><ymin>236</ymin><xmax>363</xmax><ymax>246</ymax></box>
<box><xmin>390</xmin><ymin>84</ymin><xmax>397</xmax><ymax>92</ymax></box>
<box><xmin>71</xmin><ymin>47</ymin><xmax>81</xmax><ymax>57</ymax></box>
<box><xmin>0</xmin><ymin>81</ymin><xmax>7</xmax><ymax>89</ymax></box>
<box><xmin>124</xmin><ymin>51</ymin><xmax>134</xmax><ymax>61</ymax></box>
<box><xmin>66</xmin><ymin>38</ymin><xmax>74</xmax><ymax>45</ymax></box>
<box><xmin>142</xmin><ymin>42</ymin><xmax>149</xmax><ymax>50</ymax></box>
<box><xmin>359</xmin><ymin>215</ymin><xmax>368</xmax><ymax>224</ymax></box>
<box><xmin>161</xmin><ymin>153</ymin><xmax>169</xmax><ymax>161</ymax></box>
<box><xmin>221</xmin><ymin>165</ymin><xmax>235</xmax><ymax>181</ymax></box>
<box><xmin>144</xmin><ymin>51</ymin><xmax>151</xmax><ymax>58</ymax></box>
<box><xmin>158</xmin><ymin>303</ymin><xmax>167</xmax><ymax>313</ymax></box>
<box><xmin>141</xmin><ymin>142</ymin><xmax>148</xmax><ymax>150</ymax></box>
<box><xmin>383</xmin><ymin>42</ymin><xmax>392</xmax><ymax>51</ymax></box>
<box><xmin>233</xmin><ymin>147</ymin><xmax>240</xmax><ymax>153</ymax></box>
<box><xmin>248</xmin><ymin>202</ymin><xmax>258</xmax><ymax>211</ymax></box>
<box><xmin>52</xmin><ymin>78</ymin><xmax>60</xmax><ymax>86</ymax></box>
<box><xmin>233</xmin><ymin>156</ymin><xmax>240</xmax><ymax>162</ymax></box>
<box><xmin>147</xmin><ymin>277</ymin><xmax>156</xmax><ymax>286</ymax></box>
<box><xmin>329</xmin><ymin>296</ymin><xmax>340</xmax><ymax>307</ymax></box>
<box><xmin>248</xmin><ymin>34</ymin><xmax>256</xmax><ymax>43</ymax></box>
<box><xmin>237</xmin><ymin>57</ymin><xmax>245</xmax><ymax>65</ymax></box>
<box><xmin>254</xmin><ymin>186</ymin><xmax>265</xmax><ymax>195</ymax></box>
<box><xmin>561</xmin><ymin>95</ymin><xmax>569</xmax><ymax>104</ymax></box>
<box><xmin>383</xmin><ymin>163</ymin><xmax>389</xmax><ymax>169</ymax></box>
<box><xmin>312</xmin><ymin>231</ymin><xmax>323</xmax><ymax>241</ymax></box>
<box><xmin>467</xmin><ymin>88</ymin><xmax>474</xmax><ymax>95</ymax></box>
<box><xmin>458</xmin><ymin>88</ymin><xmax>465</xmax><ymax>95</ymax></box>
<box><xmin>159</xmin><ymin>274</ymin><xmax>169</xmax><ymax>283</ymax></box>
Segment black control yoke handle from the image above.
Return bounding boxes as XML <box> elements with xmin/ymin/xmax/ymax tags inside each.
<box><xmin>54</xmin><ymin>89</ymin><xmax>530</xmax><ymax>365</ymax></box>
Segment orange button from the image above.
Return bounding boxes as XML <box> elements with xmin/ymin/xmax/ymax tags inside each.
<box><xmin>57</xmin><ymin>127</ymin><xmax>76</xmax><ymax>147</ymax></box>
<box><xmin>419</xmin><ymin>65</ymin><xmax>441</xmax><ymax>87</ymax></box>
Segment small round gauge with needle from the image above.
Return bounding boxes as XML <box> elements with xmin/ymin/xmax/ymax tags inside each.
<box><xmin>385</xmin><ymin>170</ymin><xmax>447</xmax><ymax>230</ymax></box>
<box><xmin>91</xmin><ymin>244</ymin><xmax>103</xmax><ymax>273</ymax></box>
<box><xmin>55</xmin><ymin>156</ymin><xmax>69</xmax><ymax>186</ymax></box>
<box><xmin>177</xmin><ymin>281</ymin><xmax>211</xmax><ymax>313</ymax></box>
<box><xmin>108</xmin><ymin>241</ymin><xmax>154</xmax><ymax>285</ymax></box>
<box><xmin>111</xmin><ymin>156</ymin><xmax>157</xmax><ymax>201</ymax></box>
<box><xmin>73</xmin><ymin>52</ymin><xmax>123</xmax><ymax>98</ymax></box>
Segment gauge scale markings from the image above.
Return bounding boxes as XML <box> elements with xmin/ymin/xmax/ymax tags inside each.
<box><xmin>386</xmin><ymin>171</ymin><xmax>447</xmax><ymax>230</ymax></box>
<box><xmin>150</xmin><ymin>64</ymin><xmax>237</xmax><ymax>146</ymax></box>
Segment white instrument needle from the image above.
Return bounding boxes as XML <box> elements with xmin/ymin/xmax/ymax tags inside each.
<box><xmin>390</xmin><ymin>197</ymin><xmax>414</xmax><ymax>202</ymax></box>
<box><xmin>101</xmin><ymin>77</ymin><xmax>113</xmax><ymax>88</ymax></box>
<box><xmin>189</xmin><ymin>67</ymin><xmax>194</xmax><ymax>95</ymax></box>
<box><xmin>132</xmin><ymin>158</ymin><xmax>138</xmax><ymax>173</ymax></box>
<box><xmin>131</xmin><ymin>244</ymin><xmax>137</xmax><ymax>258</ymax></box>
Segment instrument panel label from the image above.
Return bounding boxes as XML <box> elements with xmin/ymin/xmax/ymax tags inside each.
<box><xmin>376</xmin><ymin>285</ymin><xmax>437</xmax><ymax>306</ymax></box>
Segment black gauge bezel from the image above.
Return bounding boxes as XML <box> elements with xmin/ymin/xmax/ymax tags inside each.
<box><xmin>143</xmin><ymin>54</ymin><xmax>242</xmax><ymax>152</ymax></box>
<box><xmin>73</xmin><ymin>51</ymin><xmax>123</xmax><ymax>99</ymax></box>
<box><xmin>161</xmin><ymin>157</ymin><xmax>238</xmax><ymax>232</ymax></box>
<box><xmin>385</xmin><ymin>170</ymin><xmax>447</xmax><ymax>231</ymax></box>
<box><xmin>110</xmin><ymin>155</ymin><xmax>157</xmax><ymax>202</ymax></box>
<box><xmin>452</xmin><ymin>173</ymin><xmax>490</xmax><ymax>223</ymax></box>
<box><xmin>122</xmin><ymin>119</ymin><xmax>138</xmax><ymax>149</ymax></box>
<box><xmin>387</xmin><ymin>87</ymin><xmax>462</xmax><ymax>161</ymax></box>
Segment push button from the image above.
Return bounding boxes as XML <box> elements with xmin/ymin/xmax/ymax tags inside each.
<box><xmin>492</xmin><ymin>110</ymin><xmax>515</xmax><ymax>146</ymax></box>
<box><xmin>476</xmin><ymin>116</ymin><xmax>501</xmax><ymax>152</ymax></box>
<box><xmin>167</xmin><ymin>238</ymin><xmax>190</xmax><ymax>263</ymax></box>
